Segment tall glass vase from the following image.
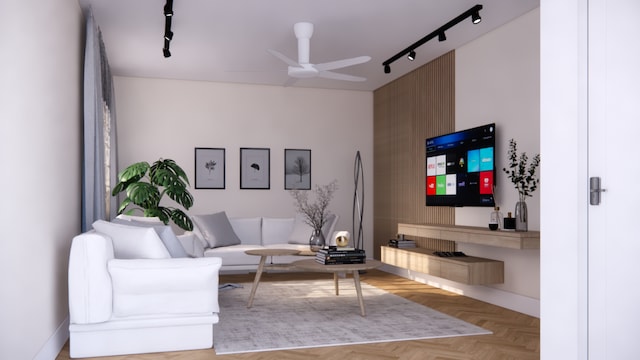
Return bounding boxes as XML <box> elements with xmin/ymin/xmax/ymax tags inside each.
<box><xmin>515</xmin><ymin>195</ymin><xmax>528</xmax><ymax>232</ymax></box>
<box><xmin>309</xmin><ymin>229</ymin><xmax>326</xmax><ymax>252</ymax></box>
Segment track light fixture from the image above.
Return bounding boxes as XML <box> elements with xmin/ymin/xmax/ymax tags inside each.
<box><xmin>162</xmin><ymin>0</ymin><xmax>174</xmax><ymax>58</ymax></box>
<box><xmin>382</xmin><ymin>4</ymin><xmax>483</xmax><ymax>73</ymax></box>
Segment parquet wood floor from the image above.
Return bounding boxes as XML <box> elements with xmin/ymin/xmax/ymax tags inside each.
<box><xmin>56</xmin><ymin>270</ymin><xmax>539</xmax><ymax>360</ymax></box>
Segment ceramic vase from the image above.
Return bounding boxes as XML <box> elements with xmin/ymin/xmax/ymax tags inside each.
<box><xmin>309</xmin><ymin>229</ymin><xmax>326</xmax><ymax>252</ymax></box>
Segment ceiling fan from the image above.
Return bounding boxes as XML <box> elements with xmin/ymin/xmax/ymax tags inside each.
<box><xmin>268</xmin><ymin>22</ymin><xmax>371</xmax><ymax>84</ymax></box>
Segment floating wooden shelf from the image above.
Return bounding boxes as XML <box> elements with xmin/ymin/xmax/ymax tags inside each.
<box><xmin>381</xmin><ymin>246</ymin><xmax>504</xmax><ymax>285</ymax></box>
<box><xmin>397</xmin><ymin>223</ymin><xmax>540</xmax><ymax>250</ymax></box>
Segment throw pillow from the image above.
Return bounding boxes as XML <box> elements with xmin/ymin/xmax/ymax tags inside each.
<box><xmin>288</xmin><ymin>214</ymin><xmax>315</xmax><ymax>245</ymax></box>
<box><xmin>92</xmin><ymin>220</ymin><xmax>171</xmax><ymax>259</ymax></box>
<box><xmin>115</xmin><ymin>214</ymin><xmax>163</xmax><ymax>223</ymax></box>
<box><xmin>111</xmin><ymin>218</ymin><xmax>188</xmax><ymax>258</ymax></box>
<box><xmin>191</xmin><ymin>212</ymin><xmax>242</xmax><ymax>248</ymax></box>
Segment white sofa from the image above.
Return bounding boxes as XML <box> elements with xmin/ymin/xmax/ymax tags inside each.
<box><xmin>179</xmin><ymin>212</ymin><xmax>342</xmax><ymax>272</ymax></box>
<box><xmin>68</xmin><ymin>221</ymin><xmax>222</xmax><ymax>358</ymax></box>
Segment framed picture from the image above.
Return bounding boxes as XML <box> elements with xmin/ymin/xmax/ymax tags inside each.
<box><xmin>194</xmin><ymin>148</ymin><xmax>225</xmax><ymax>189</ymax></box>
<box><xmin>285</xmin><ymin>149</ymin><xmax>311</xmax><ymax>190</ymax></box>
<box><xmin>240</xmin><ymin>148</ymin><xmax>270</xmax><ymax>189</ymax></box>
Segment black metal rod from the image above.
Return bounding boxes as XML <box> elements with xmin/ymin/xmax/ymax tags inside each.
<box><xmin>382</xmin><ymin>4</ymin><xmax>483</xmax><ymax>67</ymax></box>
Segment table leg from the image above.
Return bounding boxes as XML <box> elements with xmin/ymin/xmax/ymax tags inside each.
<box><xmin>247</xmin><ymin>256</ymin><xmax>267</xmax><ymax>308</ymax></box>
<box><xmin>334</xmin><ymin>273</ymin><xmax>339</xmax><ymax>295</ymax></box>
<box><xmin>352</xmin><ymin>270</ymin><xmax>366</xmax><ymax>316</ymax></box>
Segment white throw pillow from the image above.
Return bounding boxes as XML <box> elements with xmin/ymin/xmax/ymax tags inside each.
<box><xmin>111</xmin><ymin>218</ymin><xmax>189</xmax><ymax>258</ymax></box>
<box><xmin>288</xmin><ymin>214</ymin><xmax>315</xmax><ymax>245</ymax></box>
<box><xmin>115</xmin><ymin>214</ymin><xmax>163</xmax><ymax>223</ymax></box>
<box><xmin>192</xmin><ymin>212</ymin><xmax>242</xmax><ymax>248</ymax></box>
<box><xmin>92</xmin><ymin>220</ymin><xmax>171</xmax><ymax>259</ymax></box>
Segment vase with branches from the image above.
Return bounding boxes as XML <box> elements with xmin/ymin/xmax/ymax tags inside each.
<box><xmin>502</xmin><ymin>139</ymin><xmax>540</xmax><ymax>231</ymax></box>
<box><xmin>290</xmin><ymin>180</ymin><xmax>338</xmax><ymax>251</ymax></box>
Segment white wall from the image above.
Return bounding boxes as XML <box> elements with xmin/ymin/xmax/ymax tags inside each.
<box><xmin>386</xmin><ymin>9</ymin><xmax>541</xmax><ymax>317</ymax></box>
<box><xmin>114</xmin><ymin>77</ymin><xmax>374</xmax><ymax>255</ymax></box>
<box><xmin>0</xmin><ymin>0</ymin><xmax>82</xmax><ymax>358</ymax></box>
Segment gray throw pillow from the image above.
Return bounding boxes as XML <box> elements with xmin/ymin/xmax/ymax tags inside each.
<box><xmin>111</xmin><ymin>218</ymin><xmax>189</xmax><ymax>258</ymax></box>
<box><xmin>192</xmin><ymin>212</ymin><xmax>242</xmax><ymax>248</ymax></box>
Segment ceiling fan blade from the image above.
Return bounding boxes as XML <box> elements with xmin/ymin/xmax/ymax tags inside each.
<box><xmin>317</xmin><ymin>71</ymin><xmax>367</xmax><ymax>82</ymax></box>
<box><xmin>267</xmin><ymin>49</ymin><xmax>299</xmax><ymax>67</ymax></box>
<box><xmin>313</xmin><ymin>56</ymin><xmax>371</xmax><ymax>71</ymax></box>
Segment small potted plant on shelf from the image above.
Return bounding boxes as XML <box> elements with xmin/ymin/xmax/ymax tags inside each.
<box><xmin>111</xmin><ymin>158</ymin><xmax>194</xmax><ymax>231</ymax></box>
<box><xmin>289</xmin><ymin>180</ymin><xmax>338</xmax><ymax>251</ymax></box>
<box><xmin>502</xmin><ymin>139</ymin><xmax>540</xmax><ymax>231</ymax></box>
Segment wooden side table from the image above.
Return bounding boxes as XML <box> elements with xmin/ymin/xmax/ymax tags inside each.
<box><xmin>245</xmin><ymin>248</ymin><xmax>300</xmax><ymax>308</ymax></box>
<box><xmin>291</xmin><ymin>258</ymin><xmax>383</xmax><ymax>316</ymax></box>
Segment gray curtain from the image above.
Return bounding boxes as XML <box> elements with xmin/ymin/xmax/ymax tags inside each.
<box><xmin>82</xmin><ymin>10</ymin><xmax>118</xmax><ymax>232</ymax></box>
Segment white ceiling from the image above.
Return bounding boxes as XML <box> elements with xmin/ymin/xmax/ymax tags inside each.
<box><xmin>79</xmin><ymin>0</ymin><xmax>539</xmax><ymax>91</ymax></box>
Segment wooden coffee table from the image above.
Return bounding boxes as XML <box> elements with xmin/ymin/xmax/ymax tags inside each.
<box><xmin>291</xmin><ymin>258</ymin><xmax>383</xmax><ymax>316</ymax></box>
<box><xmin>245</xmin><ymin>248</ymin><xmax>301</xmax><ymax>308</ymax></box>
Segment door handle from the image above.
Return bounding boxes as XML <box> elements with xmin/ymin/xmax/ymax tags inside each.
<box><xmin>590</xmin><ymin>177</ymin><xmax>606</xmax><ymax>205</ymax></box>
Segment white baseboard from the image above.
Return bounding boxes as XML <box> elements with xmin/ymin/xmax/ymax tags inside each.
<box><xmin>34</xmin><ymin>316</ymin><xmax>69</xmax><ymax>360</ymax></box>
<box><xmin>380</xmin><ymin>264</ymin><xmax>540</xmax><ymax>318</ymax></box>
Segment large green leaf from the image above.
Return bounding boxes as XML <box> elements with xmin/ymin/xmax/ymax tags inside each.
<box><xmin>112</xmin><ymin>162</ymin><xmax>149</xmax><ymax>196</ymax></box>
<box><xmin>170</xmin><ymin>209</ymin><xmax>193</xmax><ymax>231</ymax></box>
<box><xmin>126</xmin><ymin>182</ymin><xmax>160</xmax><ymax>208</ymax></box>
<box><xmin>151</xmin><ymin>159</ymin><xmax>190</xmax><ymax>186</ymax></box>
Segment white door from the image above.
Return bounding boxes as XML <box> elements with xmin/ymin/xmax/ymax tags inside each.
<box><xmin>588</xmin><ymin>0</ymin><xmax>640</xmax><ymax>358</ymax></box>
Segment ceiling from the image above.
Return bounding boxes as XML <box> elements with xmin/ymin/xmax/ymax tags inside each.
<box><xmin>79</xmin><ymin>0</ymin><xmax>539</xmax><ymax>92</ymax></box>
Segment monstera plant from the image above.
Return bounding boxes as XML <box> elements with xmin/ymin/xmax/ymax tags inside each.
<box><xmin>112</xmin><ymin>158</ymin><xmax>194</xmax><ymax>231</ymax></box>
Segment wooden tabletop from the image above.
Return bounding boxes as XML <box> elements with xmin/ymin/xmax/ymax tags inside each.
<box><xmin>292</xmin><ymin>258</ymin><xmax>383</xmax><ymax>272</ymax></box>
<box><xmin>245</xmin><ymin>248</ymin><xmax>301</xmax><ymax>257</ymax></box>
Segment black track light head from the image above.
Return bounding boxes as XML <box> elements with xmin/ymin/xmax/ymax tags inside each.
<box><xmin>472</xmin><ymin>11</ymin><xmax>481</xmax><ymax>24</ymax></box>
<box><xmin>164</xmin><ymin>31</ymin><xmax>173</xmax><ymax>41</ymax></box>
<box><xmin>384</xmin><ymin>64</ymin><xmax>391</xmax><ymax>74</ymax></box>
<box><xmin>438</xmin><ymin>32</ymin><xmax>446</xmax><ymax>42</ymax></box>
<box><xmin>407</xmin><ymin>50</ymin><xmax>416</xmax><ymax>61</ymax></box>
<box><xmin>163</xmin><ymin>48</ymin><xmax>171</xmax><ymax>58</ymax></box>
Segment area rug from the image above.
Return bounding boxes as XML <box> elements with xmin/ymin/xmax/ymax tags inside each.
<box><xmin>213</xmin><ymin>279</ymin><xmax>491</xmax><ymax>354</ymax></box>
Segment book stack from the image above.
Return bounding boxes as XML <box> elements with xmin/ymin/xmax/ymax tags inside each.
<box><xmin>388</xmin><ymin>239</ymin><xmax>416</xmax><ymax>248</ymax></box>
<box><xmin>315</xmin><ymin>247</ymin><xmax>366</xmax><ymax>265</ymax></box>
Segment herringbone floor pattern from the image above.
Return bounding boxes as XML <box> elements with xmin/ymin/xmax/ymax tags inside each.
<box><xmin>57</xmin><ymin>270</ymin><xmax>539</xmax><ymax>360</ymax></box>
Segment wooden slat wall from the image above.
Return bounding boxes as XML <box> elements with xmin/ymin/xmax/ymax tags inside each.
<box><xmin>373</xmin><ymin>51</ymin><xmax>456</xmax><ymax>259</ymax></box>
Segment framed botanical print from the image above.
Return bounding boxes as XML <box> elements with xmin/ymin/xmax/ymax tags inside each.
<box><xmin>194</xmin><ymin>148</ymin><xmax>225</xmax><ymax>189</ymax></box>
<box><xmin>240</xmin><ymin>147</ymin><xmax>270</xmax><ymax>189</ymax></box>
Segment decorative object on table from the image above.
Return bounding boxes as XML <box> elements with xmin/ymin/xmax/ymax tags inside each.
<box><xmin>502</xmin><ymin>139</ymin><xmax>541</xmax><ymax>232</ymax></box>
<box><xmin>194</xmin><ymin>147</ymin><xmax>225</xmax><ymax>189</ymax></box>
<box><xmin>284</xmin><ymin>149</ymin><xmax>311</xmax><ymax>190</ymax></box>
<box><xmin>503</xmin><ymin>212</ymin><xmax>516</xmax><ymax>230</ymax></box>
<box><xmin>240</xmin><ymin>147</ymin><xmax>270</xmax><ymax>189</ymax></box>
<box><xmin>489</xmin><ymin>206</ymin><xmax>503</xmax><ymax>231</ymax></box>
<box><xmin>290</xmin><ymin>180</ymin><xmax>338</xmax><ymax>251</ymax></box>
<box><xmin>111</xmin><ymin>158</ymin><xmax>194</xmax><ymax>231</ymax></box>
<box><xmin>353</xmin><ymin>151</ymin><xmax>365</xmax><ymax>249</ymax></box>
<box><xmin>335</xmin><ymin>230</ymin><xmax>350</xmax><ymax>247</ymax></box>
<box><xmin>388</xmin><ymin>238</ymin><xmax>416</xmax><ymax>248</ymax></box>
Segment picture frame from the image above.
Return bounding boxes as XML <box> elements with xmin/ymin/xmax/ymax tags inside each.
<box><xmin>194</xmin><ymin>148</ymin><xmax>225</xmax><ymax>189</ymax></box>
<box><xmin>240</xmin><ymin>147</ymin><xmax>270</xmax><ymax>189</ymax></box>
<box><xmin>285</xmin><ymin>149</ymin><xmax>311</xmax><ymax>190</ymax></box>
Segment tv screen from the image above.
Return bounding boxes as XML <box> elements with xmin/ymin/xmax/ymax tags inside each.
<box><xmin>425</xmin><ymin>123</ymin><xmax>496</xmax><ymax>207</ymax></box>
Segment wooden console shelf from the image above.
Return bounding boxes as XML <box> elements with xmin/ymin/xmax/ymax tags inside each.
<box><xmin>381</xmin><ymin>246</ymin><xmax>504</xmax><ymax>285</ymax></box>
<box><xmin>397</xmin><ymin>223</ymin><xmax>540</xmax><ymax>250</ymax></box>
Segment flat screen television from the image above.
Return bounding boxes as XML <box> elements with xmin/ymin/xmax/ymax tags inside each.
<box><xmin>425</xmin><ymin>123</ymin><xmax>496</xmax><ymax>207</ymax></box>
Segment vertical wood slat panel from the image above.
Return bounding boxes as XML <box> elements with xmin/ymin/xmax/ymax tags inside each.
<box><xmin>373</xmin><ymin>51</ymin><xmax>456</xmax><ymax>259</ymax></box>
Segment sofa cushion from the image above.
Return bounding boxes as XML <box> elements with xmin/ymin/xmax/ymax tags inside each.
<box><xmin>204</xmin><ymin>244</ymin><xmax>263</xmax><ymax>266</ymax></box>
<box><xmin>192</xmin><ymin>212</ymin><xmax>242</xmax><ymax>248</ymax></box>
<box><xmin>229</xmin><ymin>217</ymin><xmax>262</xmax><ymax>245</ymax></box>
<box><xmin>262</xmin><ymin>217</ymin><xmax>295</xmax><ymax>246</ymax></box>
<box><xmin>92</xmin><ymin>220</ymin><xmax>171</xmax><ymax>259</ymax></box>
<box><xmin>111</xmin><ymin>218</ymin><xmax>188</xmax><ymax>258</ymax></box>
<box><xmin>287</xmin><ymin>214</ymin><xmax>315</xmax><ymax>245</ymax></box>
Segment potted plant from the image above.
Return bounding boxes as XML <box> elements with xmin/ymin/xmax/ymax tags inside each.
<box><xmin>112</xmin><ymin>158</ymin><xmax>194</xmax><ymax>231</ymax></box>
<box><xmin>502</xmin><ymin>139</ymin><xmax>540</xmax><ymax>231</ymax></box>
<box><xmin>290</xmin><ymin>180</ymin><xmax>338</xmax><ymax>251</ymax></box>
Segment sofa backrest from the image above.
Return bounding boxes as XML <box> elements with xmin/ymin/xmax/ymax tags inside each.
<box><xmin>262</xmin><ymin>217</ymin><xmax>296</xmax><ymax>246</ymax></box>
<box><xmin>228</xmin><ymin>217</ymin><xmax>262</xmax><ymax>245</ymax></box>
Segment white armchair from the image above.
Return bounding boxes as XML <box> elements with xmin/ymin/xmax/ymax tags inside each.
<box><xmin>68</xmin><ymin>231</ymin><xmax>222</xmax><ymax>358</ymax></box>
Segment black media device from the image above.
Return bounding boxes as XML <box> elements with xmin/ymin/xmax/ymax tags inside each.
<box><xmin>425</xmin><ymin>123</ymin><xmax>496</xmax><ymax>207</ymax></box>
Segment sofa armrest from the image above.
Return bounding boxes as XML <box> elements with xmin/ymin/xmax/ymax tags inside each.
<box><xmin>108</xmin><ymin>257</ymin><xmax>222</xmax><ymax>318</ymax></box>
<box><xmin>177</xmin><ymin>232</ymin><xmax>205</xmax><ymax>257</ymax></box>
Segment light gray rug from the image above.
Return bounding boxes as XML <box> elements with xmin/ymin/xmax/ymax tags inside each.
<box><xmin>213</xmin><ymin>279</ymin><xmax>491</xmax><ymax>354</ymax></box>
